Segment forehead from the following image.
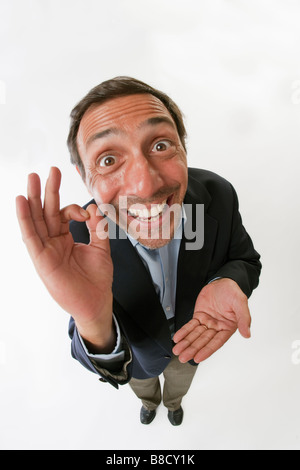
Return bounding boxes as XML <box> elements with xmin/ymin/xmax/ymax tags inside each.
<box><xmin>77</xmin><ymin>93</ymin><xmax>175</xmax><ymax>146</ymax></box>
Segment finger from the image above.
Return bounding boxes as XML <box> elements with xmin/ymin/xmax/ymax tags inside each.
<box><xmin>60</xmin><ymin>204</ymin><xmax>90</xmax><ymax>234</ymax></box>
<box><xmin>172</xmin><ymin>321</ymin><xmax>208</xmax><ymax>355</ymax></box>
<box><xmin>85</xmin><ymin>204</ymin><xmax>111</xmax><ymax>253</ymax></box>
<box><xmin>27</xmin><ymin>172</ymin><xmax>49</xmax><ymax>241</ymax></box>
<box><xmin>174</xmin><ymin>329</ymin><xmax>216</xmax><ymax>363</ymax></box>
<box><xmin>43</xmin><ymin>167</ymin><xmax>62</xmax><ymax>237</ymax></box>
<box><xmin>173</xmin><ymin>318</ymin><xmax>200</xmax><ymax>344</ymax></box>
<box><xmin>16</xmin><ymin>195</ymin><xmax>44</xmax><ymax>259</ymax></box>
<box><xmin>193</xmin><ymin>330</ymin><xmax>233</xmax><ymax>363</ymax></box>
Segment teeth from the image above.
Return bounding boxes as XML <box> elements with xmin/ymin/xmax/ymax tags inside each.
<box><xmin>128</xmin><ymin>200</ymin><xmax>167</xmax><ymax>220</ymax></box>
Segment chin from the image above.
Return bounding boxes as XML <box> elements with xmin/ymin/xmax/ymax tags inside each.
<box><xmin>136</xmin><ymin>234</ymin><xmax>175</xmax><ymax>250</ymax></box>
<box><xmin>125</xmin><ymin>204</ymin><xmax>181</xmax><ymax>249</ymax></box>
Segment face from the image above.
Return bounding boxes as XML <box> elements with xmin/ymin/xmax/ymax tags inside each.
<box><xmin>77</xmin><ymin>93</ymin><xmax>188</xmax><ymax>248</ymax></box>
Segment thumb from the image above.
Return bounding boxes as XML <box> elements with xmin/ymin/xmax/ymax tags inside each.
<box><xmin>235</xmin><ymin>298</ymin><xmax>252</xmax><ymax>338</ymax></box>
<box><xmin>85</xmin><ymin>204</ymin><xmax>110</xmax><ymax>250</ymax></box>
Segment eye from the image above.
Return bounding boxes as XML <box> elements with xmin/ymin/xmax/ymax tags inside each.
<box><xmin>99</xmin><ymin>155</ymin><xmax>117</xmax><ymax>167</ymax></box>
<box><xmin>152</xmin><ymin>140</ymin><xmax>171</xmax><ymax>152</ymax></box>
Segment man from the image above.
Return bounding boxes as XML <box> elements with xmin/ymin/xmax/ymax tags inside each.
<box><xmin>16</xmin><ymin>76</ymin><xmax>261</xmax><ymax>426</ymax></box>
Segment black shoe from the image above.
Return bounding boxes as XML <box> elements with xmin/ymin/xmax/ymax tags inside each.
<box><xmin>140</xmin><ymin>406</ymin><xmax>156</xmax><ymax>425</ymax></box>
<box><xmin>167</xmin><ymin>406</ymin><xmax>183</xmax><ymax>426</ymax></box>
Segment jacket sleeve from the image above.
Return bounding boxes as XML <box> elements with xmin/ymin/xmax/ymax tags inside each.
<box><xmin>208</xmin><ymin>184</ymin><xmax>262</xmax><ymax>297</ymax></box>
<box><xmin>68</xmin><ymin>215</ymin><xmax>133</xmax><ymax>388</ymax></box>
<box><xmin>68</xmin><ymin>317</ymin><xmax>132</xmax><ymax>389</ymax></box>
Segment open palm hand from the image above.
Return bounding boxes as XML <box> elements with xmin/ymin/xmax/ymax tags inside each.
<box><xmin>173</xmin><ymin>278</ymin><xmax>251</xmax><ymax>363</ymax></box>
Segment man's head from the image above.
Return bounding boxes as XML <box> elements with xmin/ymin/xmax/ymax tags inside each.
<box><xmin>67</xmin><ymin>76</ymin><xmax>188</xmax><ymax>248</ymax></box>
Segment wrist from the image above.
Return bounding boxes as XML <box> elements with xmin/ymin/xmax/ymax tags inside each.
<box><xmin>76</xmin><ymin>316</ymin><xmax>116</xmax><ymax>354</ymax></box>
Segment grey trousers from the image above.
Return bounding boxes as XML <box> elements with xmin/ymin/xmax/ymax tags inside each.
<box><xmin>129</xmin><ymin>354</ymin><xmax>198</xmax><ymax>412</ymax></box>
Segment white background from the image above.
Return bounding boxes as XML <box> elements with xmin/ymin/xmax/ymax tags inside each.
<box><xmin>1</xmin><ymin>0</ymin><xmax>300</xmax><ymax>450</ymax></box>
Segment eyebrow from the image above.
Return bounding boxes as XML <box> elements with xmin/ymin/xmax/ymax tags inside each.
<box><xmin>138</xmin><ymin>116</ymin><xmax>176</xmax><ymax>130</ymax></box>
<box><xmin>86</xmin><ymin>116</ymin><xmax>176</xmax><ymax>149</ymax></box>
<box><xmin>86</xmin><ymin>128</ymin><xmax>122</xmax><ymax>149</ymax></box>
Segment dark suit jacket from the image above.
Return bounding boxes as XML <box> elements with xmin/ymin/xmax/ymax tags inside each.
<box><xmin>68</xmin><ymin>168</ymin><xmax>261</xmax><ymax>388</ymax></box>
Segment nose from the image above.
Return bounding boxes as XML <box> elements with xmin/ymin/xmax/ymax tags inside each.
<box><xmin>123</xmin><ymin>153</ymin><xmax>164</xmax><ymax>200</ymax></box>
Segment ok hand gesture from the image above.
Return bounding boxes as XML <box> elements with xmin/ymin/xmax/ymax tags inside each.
<box><xmin>16</xmin><ymin>167</ymin><xmax>115</xmax><ymax>353</ymax></box>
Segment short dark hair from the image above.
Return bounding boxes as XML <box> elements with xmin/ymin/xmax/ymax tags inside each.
<box><xmin>67</xmin><ymin>76</ymin><xmax>187</xmax><ymax>179</ymax></box>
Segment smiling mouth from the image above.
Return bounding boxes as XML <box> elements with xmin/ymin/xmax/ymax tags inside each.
<box><xmin>127</xmin><ymin>195</ymin><xmax>173</xmax><ymax>223</ymax></box>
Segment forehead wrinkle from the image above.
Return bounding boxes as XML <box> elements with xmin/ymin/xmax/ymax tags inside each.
<box><xmin>77</xmin><ymin>94</ymin><xmax>174</xmax><ymax>150</ymax></box>
<box><xmin>91</xmin><ymin>93</ymin><xmax>170</xmax><ymax>119</ymax></box>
